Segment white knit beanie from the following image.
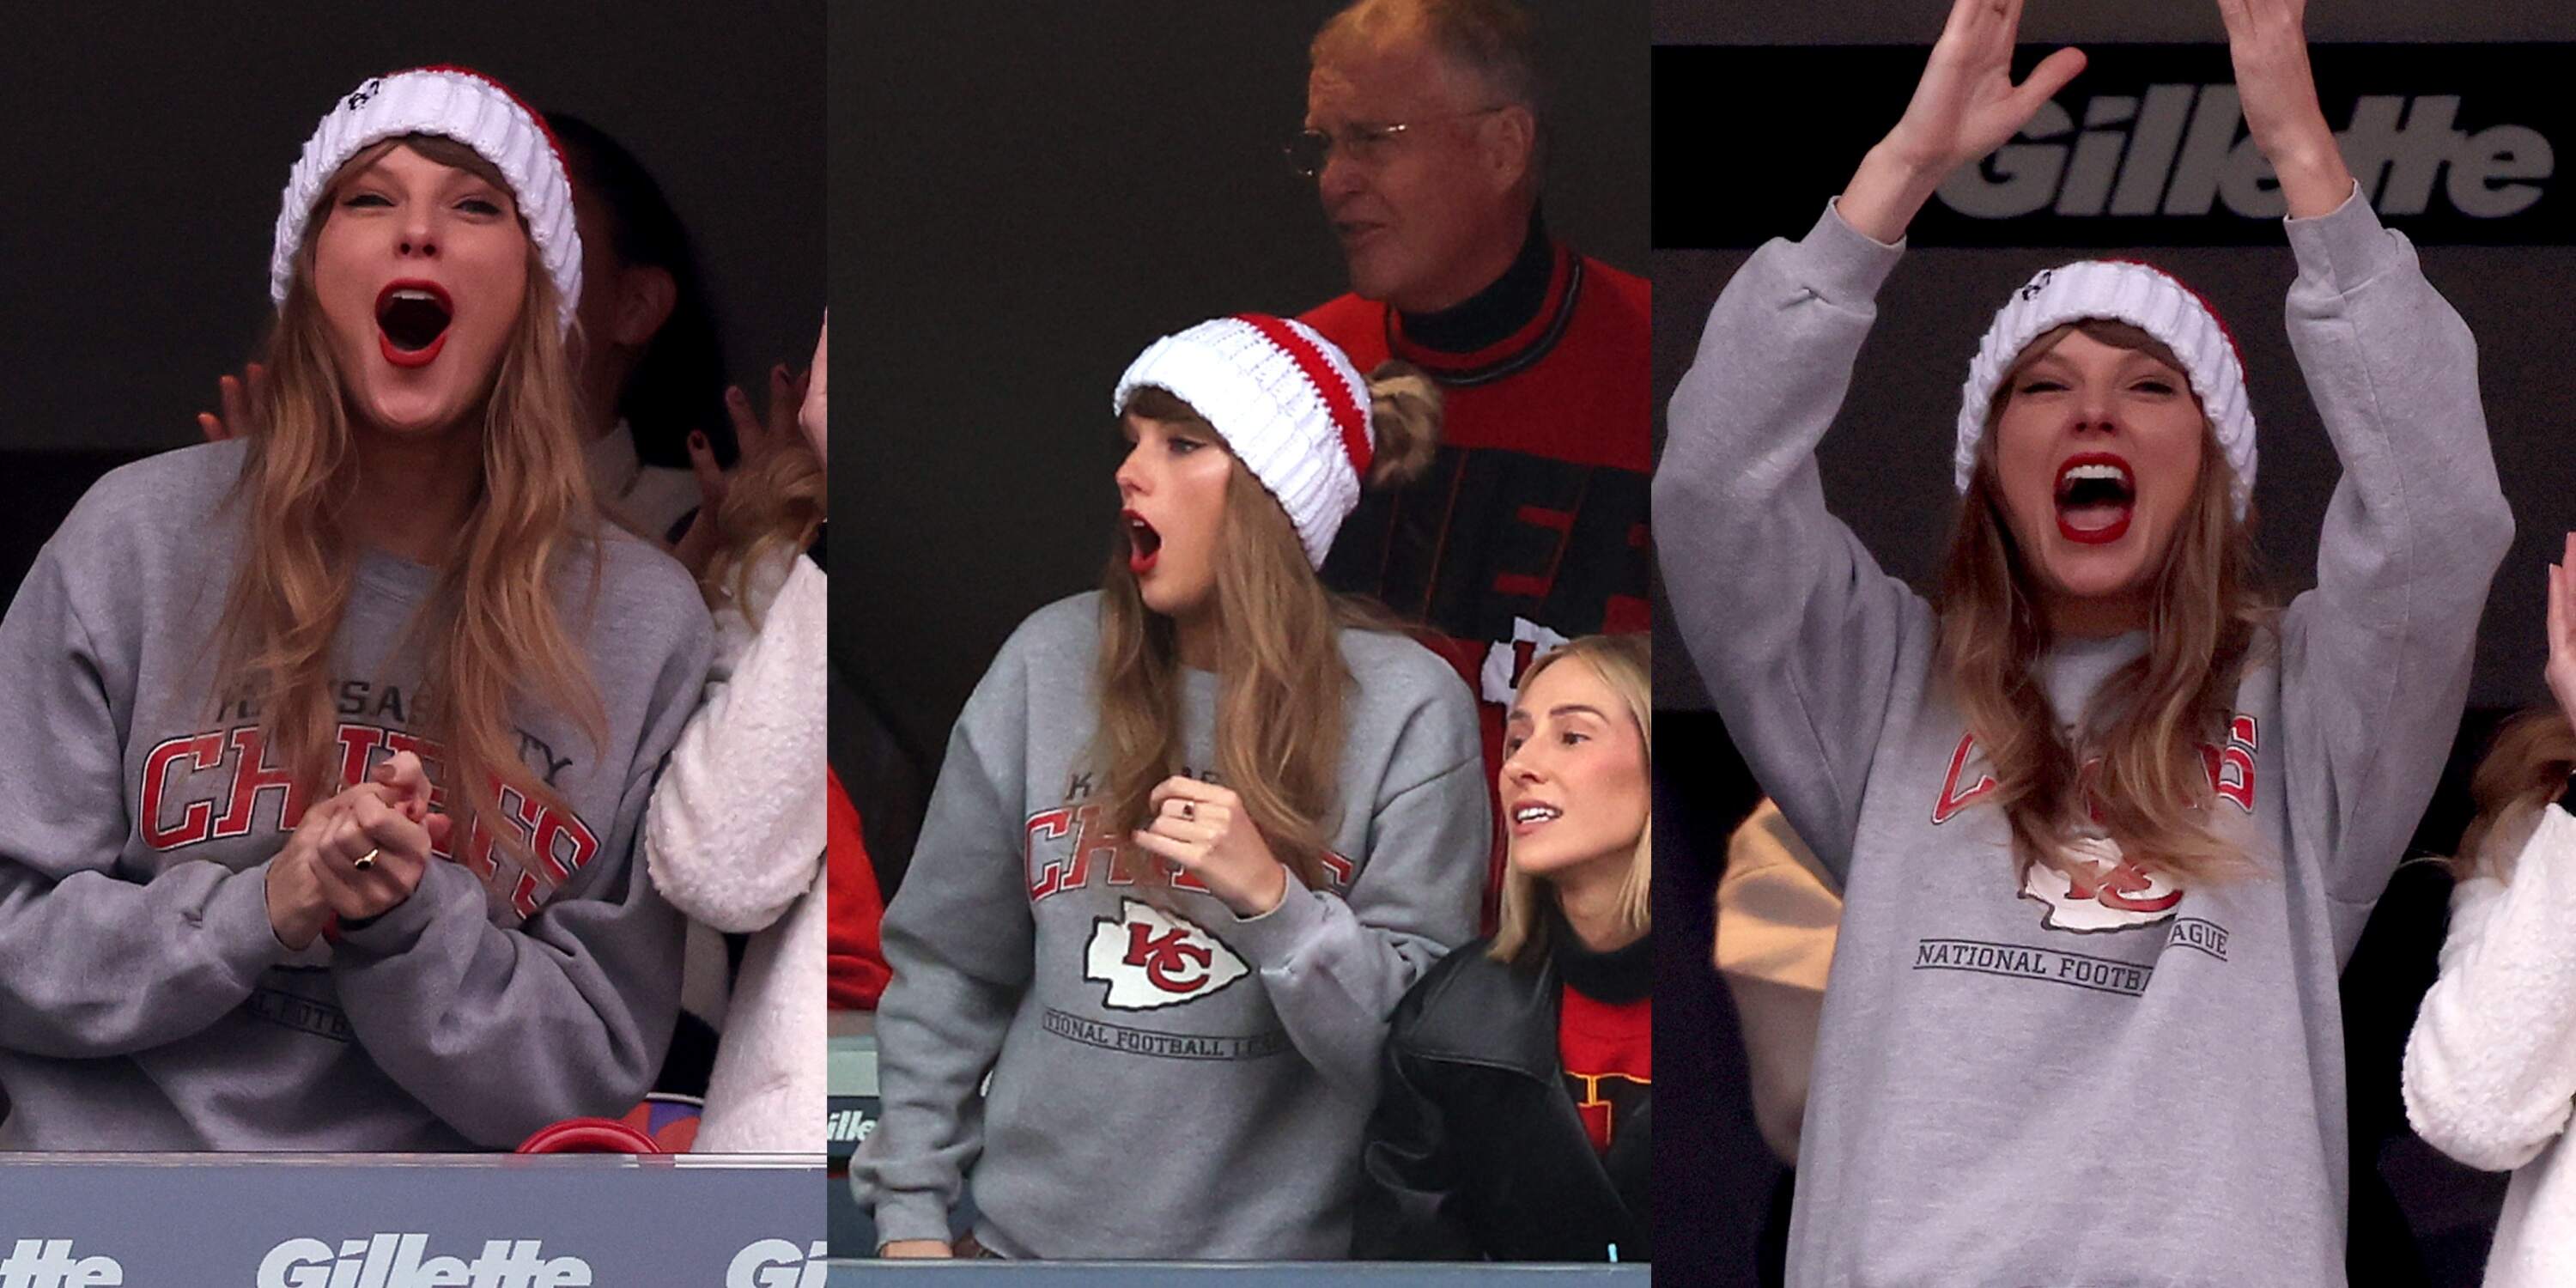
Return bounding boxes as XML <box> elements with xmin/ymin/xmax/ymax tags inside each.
<box><xmin>1111</xmin><ymin>314</ymin><xmax>1376</xmax><ymax>568</ymax></box>
<box><xmin>1956</xmin><ymin>260</ymin><xmax>2255</xmax><ymax>519</ymax></box>
<box><xmin>270</xmin><ymin>65</ymin><xmax>581</xmax><ymax>332</ymax></box>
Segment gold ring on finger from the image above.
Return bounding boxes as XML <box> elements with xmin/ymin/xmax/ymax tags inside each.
<box><xmin>354</xmin><ymin>847</ymin><xmax>380</xmax><ymax>872</ymax></box>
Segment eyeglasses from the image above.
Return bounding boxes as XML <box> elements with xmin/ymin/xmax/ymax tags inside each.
<box><xmin>1285</xmin><ymin>107</ymin><xmax>1508</xmax><ymax>178</ymax></box>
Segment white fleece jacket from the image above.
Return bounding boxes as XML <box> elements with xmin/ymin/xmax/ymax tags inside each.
<box><xmin>2404</xmin><ymin>801</ymin><xmax>2576</xmax><ymax>1288</ymax></box>
<box><xmin>644</xmin><ymin>551</ymin><xmax>828</xmax><ymax>1153</ymax></box>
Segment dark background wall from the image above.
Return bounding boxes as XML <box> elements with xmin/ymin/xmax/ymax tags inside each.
<box><xmin>0</xmin><ymin>3</ymin><xmax>823</xmax><ymax>459</ymax></box>
<box><xmin>832</xmin><ymin>0</ymin><xmax>1650</xmax><ymax>772</ymax></box>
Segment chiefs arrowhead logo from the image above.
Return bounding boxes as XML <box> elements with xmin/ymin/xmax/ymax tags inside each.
<box><xmin>2020</xmin><ymin>835</ymin><xmax>2184</xmax><ymax>933</ymax></box>
<box><xmin>1084</xmin><ymin>899</ymin><xmax>1249</xmax><ymax>1011</ymax></box>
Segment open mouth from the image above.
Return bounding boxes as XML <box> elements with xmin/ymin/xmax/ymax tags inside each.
<box><xmin>2054</xmin><ymin>453</ymin><xmax>2135</xmax><ymax>545</ymax></box>
<box><xmin>374</xmin><ymin>280</ymin><xmax>453</xmax><ymax>368</ymax></box>
<box><xmin>1510</xmin><ymin>802</ymin><xmax>1562</xmax><ymax>835</ymax></box>
<box><xmin>1125</xmin><ymin>510</ymin><xmax>1162</xmax><ymax>574</ymax></box>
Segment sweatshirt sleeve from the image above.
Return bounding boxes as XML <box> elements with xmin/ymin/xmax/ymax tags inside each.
<box><xmin>2403</xmin><ymin>806</ymin><xmax>2576</xmax><ymax>1172</ymax></box>
<box><xmin>1652</xmin><ymin>201</ymin><xmax>1935</xmax><ymax>883</ymax></box>
<box><xmin>0</xmin><ymin>535</ymin><xmax>290</xmax><ymax>1058</ymax></box>
<box><xmin>645</xmin><ymin>555</ymin><xmax>827</xmax><ymax>933</ymax></box>
<box><xmin>1223</xmin><ymin>670</ymin><xmax>1487</xmax><ymax>1103</ymax></box>
<box><xmin>324</xmin><ymin>598</ymin><xmax>711</xmax><ymax>1148</ymax></box>
<box><xmin>1714</xmin><ymin>799</ymin><xmax>1840</xmax><ymax>1164</ymax></box>
<box><xmin>2274</xmin><ymin>185</ymin><xmax>2515</xmax><ymax>931</ymax></box>
<box><xmin>853</xmin><ymin>642</ymin><xmax>1039</xmax><ymax>1248</ymax></box>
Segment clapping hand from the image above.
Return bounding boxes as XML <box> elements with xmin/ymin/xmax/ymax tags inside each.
<box><xmin>1840</xmin><ymin>0</ymin><xmax>2087</xmax><ymax>244</ymax></box>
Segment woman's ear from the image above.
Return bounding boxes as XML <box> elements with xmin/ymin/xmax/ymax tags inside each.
<box><xmin>609</xmin><ymin>264</ymin><xmax>677</xmax><ymax>349</ymax></box>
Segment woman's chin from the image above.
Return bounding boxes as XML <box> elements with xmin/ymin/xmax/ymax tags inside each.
<box><xmin>1510</xmin><ymin>841</ymin><xmax>1625</xmax><ymax>884</ymax></box>
<box><xmin>2035</xmin><ymin>562</ymin><xmax>2159</xmax><ymax>633</ymax></box>
<box><xmin>1137</xmin><ymin>581</ymin><xmax>1212</xmax><ymax>623</ymax></box>
<box><xmin>2033</xmin><ymin>537</ymin><xmax>2158</xmax><ymax>599</ymax></box>
<box><xmin>352</xmin><ymin>391</ymin><xmax>469</xmax><ymax>438</ymax></box>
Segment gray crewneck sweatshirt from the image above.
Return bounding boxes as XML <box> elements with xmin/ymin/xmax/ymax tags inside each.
<box><xmin>0</xmin><ymin>439</ymin><xmax>712</xmax><ymax>1150</ymax></box>
<box><xmin>1656</xmin><ymin>191</ymin><xmax>2512</xmax><ymax>1285</ymax></box>
<box><xmin>854</xmin><ymin>592</ymin><xmax>1488</xmax><ymax>1259</ymax></box>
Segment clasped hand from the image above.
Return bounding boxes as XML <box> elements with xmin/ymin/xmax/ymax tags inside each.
<box><xmin>264</xmin><ymin>750</ymin><xmax>451</xmax><ymax>949</ymax></box>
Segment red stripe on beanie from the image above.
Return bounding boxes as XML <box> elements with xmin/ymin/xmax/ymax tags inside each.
<box><xmin>1232</xmin><ymin>313</ymin><xmax>1373</xmax><ymax>477</ymax></box>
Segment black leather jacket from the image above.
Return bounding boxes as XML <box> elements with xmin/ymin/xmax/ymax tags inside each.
<box><xmin>1352</xmin><ymin>927</ymin><xmax>1650</xmax><ymax>1262</ymax></box>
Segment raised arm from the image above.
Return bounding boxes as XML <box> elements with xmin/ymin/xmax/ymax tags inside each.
<box><xmin>1838</xmin><ymin>0</ymin><xmax>2085</xmax><ymax>242</ymax></box>
<box><xmin>2213</xmin><ymin>0</ymin><xmax>2354</xmax><ymax>220</ymax></box>
<box><xmin>1657</xmin><ymin>0</ymin><xmax>2078</xmax><ymax>876</ymax></box>
<box><xmin>2245</xmin><ymin>0</ymin><xmax>2512</xmax><ymax>927</ymax></box>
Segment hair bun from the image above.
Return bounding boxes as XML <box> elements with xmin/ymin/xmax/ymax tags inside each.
<box><xmin>1363</xmin><ymin>361</ymin><xmax>1440</xmax><ymax>489</ymax></box>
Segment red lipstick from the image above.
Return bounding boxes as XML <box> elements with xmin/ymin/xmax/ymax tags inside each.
<box><xmin>1124</xmin><ymin>509</ymin><xmax>1160</xmax><ymax>574</ymax></box>
<box><xmin>374</xmin><ymin>279</ymin><xmax>453</xmax><ymax>369</ymax></box>
<box><xmin>2054</xmin><ymin>451</ymin><xmax>2135</xmax><ymax>546</ymax></box>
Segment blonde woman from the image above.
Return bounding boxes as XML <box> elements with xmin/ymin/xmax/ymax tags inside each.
<box><xmin>1358</xmin><ymin>634</ymin><xmax>1650</xmax><ymax>1262</ymax></box>
<box><xmin>855</xmin><ymin>315</ymin><xmax>1486</xmax><ymax>1259</ymax></box>
<box><xmin>0</xmin><ymin>67</ymin><xmax>711</xmax><ymax>1149</ymax></box>
<box><xmin>643</xmin><ymin>319</ymin><xmax>829</xmax><ymax>1152</ymax></box>
<box><xmin>1656</xmin><ymin>0</ymin><xmax>2510</xmax><ymax>1281</ymax></box>
<box><xmin>2402</xmin><ymin>532</ymin><xmax>2576</xmax><ymax>1287</ymax></box>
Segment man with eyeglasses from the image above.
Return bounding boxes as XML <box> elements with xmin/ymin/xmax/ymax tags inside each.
<box><xmin>1297</xmin><ymin>0</ymin><xmax>1649</xmax><ymax>929</ymax></box>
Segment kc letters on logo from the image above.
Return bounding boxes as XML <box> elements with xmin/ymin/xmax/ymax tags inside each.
<box><xmin>1084</xmin><ymin>899</ymin><xmax>1250</xmax><ymax>1010</ymax></box>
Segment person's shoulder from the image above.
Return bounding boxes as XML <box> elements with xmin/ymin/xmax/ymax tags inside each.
<box><xmin>1570</xmin><ymin>251</ymin><xmax>1651</xmax><ymax>325</ymax></box>
<box><xmin>1389</xmin><ymin>937</ymin><xmax>1510</xmax><ymax>1042</ymax></box>
<box><xmin>982</xmin><ymin>590</ymin><xmax>1106</xmax><ymax>682</ymax></box>
<box><xmin>575</xmin><ymin>526</ymin><xmax>717</xmax><ymax>679</ymax></box>
<box><xmin>1009</xmin><ymin>590</ymin><xmax>1103</xmax><ymax>647</ymax></box>
<box><xmin>1299</xmin><ymin>292</ymin><xmax>1388</xmax><ymax>354</ymax></box>
<box><xmin>591</xmin><ymin>522</ymin><xmax>710</xmax><ymax>619</ymax></box>
<box><xmin>1339</xmin><ymin>624</ymin><xmax>1467</xmax><ymax>703</ymax></box>
<box><xmin>1337</xmin><ymin>619</ymin><xmax>1443</xmax><ymax>673</ymax></box>
<box><xmin>61</xmin><ymin>439</ymin><xmax>245</xmax><ymax>540</ymax></box>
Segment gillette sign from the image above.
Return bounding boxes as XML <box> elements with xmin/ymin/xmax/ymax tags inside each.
<box><xmin>0</xmin><ymin>1240</ymin><xmax>120</xmax><ymax>1288</ymax></box>
<box><xmin>1939</xmin><ymin>82</ymin><xmax>2547</xmax><ymax>222</ymax></box>
<box><xmin>1652</xmin><ymin>43</ymin><xmax>2575</xmax><ymax>247</ymax></box>
<box><xmin>256</xmin><ymin>1236</ymin><xmax>588</xmax><ymax>1288</ymax></box>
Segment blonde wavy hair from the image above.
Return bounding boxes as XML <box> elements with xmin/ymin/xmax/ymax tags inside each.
<box><xmin>1090</xmin><ymin>365</ymin><xmax>1439</xmax><ymax>893</ymax></box>
<box><xmin>2450</xmin><ymin>711</ymin><xmax>2576</xmax><ymax>883</ymax></box>
<box><xmin>212</xmin><ymin>132</ymin><xmax>605</xmax><ymax>884</ymax></box>
<box><xmin>700</xmin><ymin>435</ymin><xmax>824</xmax><ymax>622</ymax></box>
<box><xmin>1935</xmin><ymin>319</ymin><xmax>2274</xmax><ymax>887</ymax></box>
<box><xmin>1489</xmin><ymin>633</ymin><xmax>1652</xmax><ymax>964</ymax></box>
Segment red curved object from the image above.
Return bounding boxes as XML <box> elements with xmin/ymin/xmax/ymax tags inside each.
<box><xmin>514</xmin><ymin>1116</ymin><xmax>663</xmax><ymax>1155</ymax></box>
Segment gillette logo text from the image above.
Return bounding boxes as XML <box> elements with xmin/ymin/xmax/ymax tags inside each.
<box><xmin>0</xmin><ymin>1241</ymin><xmax>120</xmax><ymax>1288</ymax></box>
<box><xmin>257</xmin><ymin>1236</ymin><xmax>589</xmax><ymax>1288</ymax></box>
<box><xmin>726</xmin><ymin>1240</ymin><xmax>829</xmax><ymax>1288</ymax></box>
<box><xmin>1940</xmin><ymin>84</ymin><xmax>2551</xmax><ymax>221</ymax></box>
